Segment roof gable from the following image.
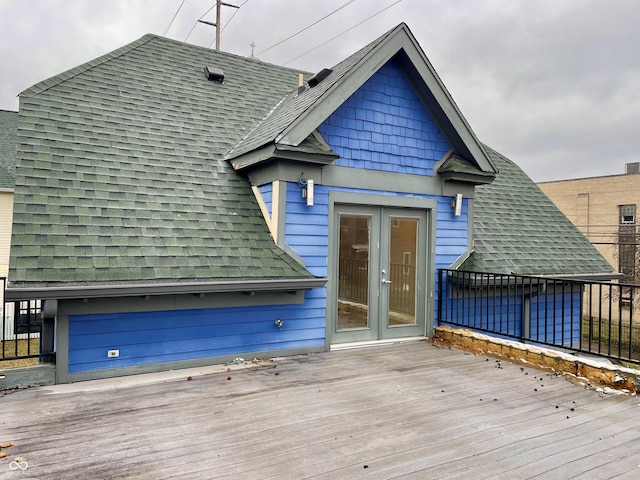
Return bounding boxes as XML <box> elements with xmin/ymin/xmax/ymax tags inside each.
<box><xmin>0</xmin><ymin>109</ymin><xmax>18</xmax><ymax>190</ymax></box>
<box><xmin>317</xmin><ymin>60</ymin><xmax>451</xmax><ymax>176</ymax></box>
<box><xmin>227</xmin><ymin>23</ymin><xmax>496</xmax><ymax>176</ymax></box>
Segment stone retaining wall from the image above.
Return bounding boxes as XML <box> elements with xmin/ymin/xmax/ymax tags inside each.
<box><xmin>431</xmin><ymin>326</ymin><xmax>640</xmax><ymax>394</ymax></box>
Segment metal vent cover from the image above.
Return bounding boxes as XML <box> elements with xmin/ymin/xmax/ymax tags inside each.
<box><xmin>308</xmin><ymin>68</ymin><xmax>333</xmax><ymax>88</ymax></box>
<box><xmin>204</xmin><ymin>66</ymin><xmax>224</xmax><ymax>83</ymax></box>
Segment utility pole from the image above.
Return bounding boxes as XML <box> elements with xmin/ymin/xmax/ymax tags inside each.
<box><xmin>198</xmin><ymin>0</ymin><xmax>239</xmax><ymax>51</ymax></box>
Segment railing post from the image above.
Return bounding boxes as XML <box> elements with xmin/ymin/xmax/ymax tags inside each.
<box><xmin>437</xmin><ymin>269</ymin><xmax>443</xmax><ymax>325</ymax></box>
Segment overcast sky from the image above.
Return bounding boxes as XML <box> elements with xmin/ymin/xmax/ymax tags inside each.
<box><xmin>1</xmin><ymin>0</ymin><xmax>638</xmax><ymax>182</ymax></box>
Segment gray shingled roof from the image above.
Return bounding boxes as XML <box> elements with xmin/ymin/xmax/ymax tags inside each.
<box><xmin>461</xmin><ymin>145</ymin><xmax>617</xmax><ymax>276</ymax></box>
<box><xmin>226</xmin><ymin>28</ymin><xmax>389</xmax><ymax>159</ymax></box>
<box><xmin>10</xmin><ymin>35</ymin><xmax>317</xmax><ymax>290</ymax></box>
<box><xmin>0</xmin><ymin>109</ymin><xmax>17</xmax><ymax>189</ymax></box>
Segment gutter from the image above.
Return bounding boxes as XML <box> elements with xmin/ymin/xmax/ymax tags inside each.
<box><xmin>5</xmin><ymin>277</ymin><xmax>328</xmax><ymax>301</ymax></box>
<box><xmin>446</xmin><ymin>270</ymin><xmax>625</xmax><ymax>287</ymax></box>
<box><xmin>538</xmin><ymin>272</ymin><xmax>626</xmax><ymax>282</ymax></box>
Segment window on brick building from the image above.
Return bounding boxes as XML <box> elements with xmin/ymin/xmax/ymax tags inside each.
<box><xmin>618</xmin><ymin>204</ymin><xmax>637</xmax><ymax>283</ymax></box>
<box><xmin>620</xmin><ymin>204</ymin><xmax>636</xmax><ymax>224</ymax></box>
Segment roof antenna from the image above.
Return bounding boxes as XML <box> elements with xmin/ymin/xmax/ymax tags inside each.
<box><xmin>198</xmin><ymin>0</ymin><xmax>239</xmax><ymax>51</ymax></box>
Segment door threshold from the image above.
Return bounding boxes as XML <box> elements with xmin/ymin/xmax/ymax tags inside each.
<box><xmin>330</xmin><ymin>336</ymin><xmax>427</xmax><ymax>351</ymax></box>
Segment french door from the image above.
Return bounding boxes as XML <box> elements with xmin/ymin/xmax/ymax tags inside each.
<box><xmin>332</xmin><ymin>205</ymin><xmax>428</xmax><ymax>343</ymax></box>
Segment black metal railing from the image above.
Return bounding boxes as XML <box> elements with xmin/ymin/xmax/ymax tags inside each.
<box><xmin>1</xmin><ymin>276</ymin><xmax>42</xmax><ymax>363</ymax></box>
<box><xmin>338</xmin><ymin>258</ymin><xmax>416</xmax><ymax>315</ymax></box>
<box><xmin>437</xmin><ymin>269</ymin><xmax>640</xmax><ymax>365</ymax></box>
<box><xmin>388</xmin><ymin>263</ymin><xmax>416</xmax><ymax>316</ymax></box>
<box><xmin>338</xmin><ymin>257</ymin><xmax>369</xmax><ymax>304</ymax></box>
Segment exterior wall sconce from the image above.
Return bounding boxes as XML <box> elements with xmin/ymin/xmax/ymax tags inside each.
<box><xmin>298</xmin><ymin>173</ymin><xmax>314</xmax><ymax>206</ymax></box>
<box><xmin>452</xmin><ymin>193</ymin><xmax>463</xmax><ymax>216</ymax></box>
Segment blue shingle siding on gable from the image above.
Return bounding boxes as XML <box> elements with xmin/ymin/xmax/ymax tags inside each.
<box><xmin>317</xmin><ymin>61</ymin><xmax>451</xmax><ymax>176</ymax></box>
<box><xmin>68</xmin><ymin>303</ymin><xmax>325</xmax><ymax>373</ymax></box>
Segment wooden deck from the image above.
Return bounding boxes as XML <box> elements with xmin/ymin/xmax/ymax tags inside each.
<box><xmin>1</xmin><ymin>341</ymin><xmax>639</xmax><ymax>479</ymax></box>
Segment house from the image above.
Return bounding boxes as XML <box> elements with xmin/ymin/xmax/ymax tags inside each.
<box><xmin>6</xmin><ymin>23</ymin><xmax>617</xmax><ymax>383</ymax></box>
<box><xmin>538</xmin><ymin>163</ymin><xmax>640</xmax><ymax>284</ymax></box>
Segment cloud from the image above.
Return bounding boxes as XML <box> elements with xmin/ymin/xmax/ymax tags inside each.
<box><xmin>1</xmin><ymin>0</ymin><xmax>638</xmax><ymax>182</ymax></box>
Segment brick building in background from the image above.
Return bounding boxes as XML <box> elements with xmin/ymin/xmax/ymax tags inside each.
<box><xmin>538</xmin><ymin>162</ymin><xmax>640</xmax><ymax>284</ymax></box>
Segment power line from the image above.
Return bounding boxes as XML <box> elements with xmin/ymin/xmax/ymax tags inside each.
<box><xmin>163</xmin><ymin>0</ymin><xmax>188</xmax><ymax>37</ymax></box>
<box><xmin>283</xmin><ymin>0</ymin><xmax>403</xmax><ymax>66</ymax></box>
<box><xmin>184</xmin><ymin>3</ymin><xmax>218</xmax><ymax>42</ymax></box>
<box><xmin>256</xmin><ymin>0</ymin><xmax>356</xmax><ymax>56</ymax></box>
<box><xmin>221</xmin><ymin>0</ymin><xmax>249</xmax><ymax>34</ymax></box>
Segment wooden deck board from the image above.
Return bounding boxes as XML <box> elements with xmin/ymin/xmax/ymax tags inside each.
<box><xmin>1</xmin><ymin>341</ymin><xmax>639</xmax><ymax>479</ymax></box>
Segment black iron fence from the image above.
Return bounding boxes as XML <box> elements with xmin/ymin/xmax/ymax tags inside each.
<box><xmin>1</xmin><ymin>276</ymin><xmax>42</xmax><ymax>363</ymax></box>
<box><xmin>338</xmin><ymin>257</ymin><xmax>369</xmax><ymax>304</ymax></box>
<box><xmin>438</xmin><ymin>269</ymin><xmax>640</xmax><ymax>365</ymax></box>
<box><xmin>387</xmin><ymin>263</ymin><xmax>416</xmax><ymax>316</ymax></box>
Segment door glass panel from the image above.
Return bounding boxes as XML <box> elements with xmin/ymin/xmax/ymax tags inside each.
<box><xmin>387</xmin><ymin>217</ymin><xmax>418</xmax><ymax>326</ymax></box>
<box><xmin>337</xmin><ymin>215</ymin><xmax>370</xmax><ymax>330</ymax></box>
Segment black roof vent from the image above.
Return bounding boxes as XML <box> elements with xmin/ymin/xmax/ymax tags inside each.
<box><xmin>204</xmin><ymin>66</ymin><xmax>224</xmax><ymax>83</ymax></box>
<box><xmin>308</xmin><ymin>68</ymin><xmax>333</xmax><ymax>88</ymax></box>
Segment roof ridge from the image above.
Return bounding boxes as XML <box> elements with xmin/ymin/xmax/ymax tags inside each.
<box><xmin>156</xmin><ymin>34</ymin><xmax>313</xmax><ymax>75</ymax></box>
<box><xmin>20</xmin><ymin>34</ymin><xmax>158</xmax><ymax>99</ymax></box>
<box><xmin>225</xmin><ymin>24</ymin><xmax>403</xmax><ymax>160</ymax></box>
<box><xmin>225</xmin><ymin>89</ymin><xmax>294</xmax><ymax>159</ymax></box>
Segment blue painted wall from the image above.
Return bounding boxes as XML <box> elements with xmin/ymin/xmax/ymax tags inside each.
<box><xmin>258</xmin><ymin>183</ymin><xmax>273</xmax><ymax>217</ymax></box>
<box><xmin>285</xmin><ymin>182</ymin><xmax>467</xmax><ymax>272</ymax></box>
<box><xmin>438</xmin><ymin>275</ymin><xmax>523</xmax><ymax>337</ymax></box>
<box><xmin>68</xmin><ymin>300</ymin><xmax>325</xmax><ymax>373</ymax></box>
<box><xmin>439</xmin><ymin>277</ymin><xmax>582</xmax><ymax>347</ymax></box>
<box><xmin>530</xmin><ymin>291</ymin><xmax>582</xmax><ymax>346</ymax></box>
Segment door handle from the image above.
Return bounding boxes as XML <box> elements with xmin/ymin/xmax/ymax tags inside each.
<box><xmin>381</xmin><ymin>279</ymin><xmax>392</xmax><ymax>284</ymax></box>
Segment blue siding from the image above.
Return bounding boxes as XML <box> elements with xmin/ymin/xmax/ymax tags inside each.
<box><xmin>285</xmin><ymin>183</ymin><xmax>468</xmax><ymax>275</ymax></box>
<box><xmin>285</xmin><ymin>185</ymin><xmax>329</xmax><ymax>278</ymax></box>
<box><xmin>68</xmin><ymin>300</ymin><xmax>325</xmax><ymax>373</ymax></box>
<box><xmin>258</xmin><ymin>183</ymin><xmax>273</xmax><ymax>217</ymax></box>
<box><xmin>439</xmin><ymin>280</ymin><xmax>582</xmax><ymax>346</ymax></box>
<box><xmin>317</xmin><ymin>61</ymin><xmax>451</xmax><ymax>176</ymax></box>
<box><xmin>284</xmin><ymin>182</ymin><xmax>469</xmax><ymax>330</ymax></box>
<box><xmin>530</xmin><ymin>291</ymin><xmax>581</xmax><ymax>345</ymax></box>
<box><xmin>435</xmin><ymin>197</ymin><xmax>468</xmax><ymax>270</ymax></box>
<box><xmin>440</xmin><ymin>292</ymin><xmax>523</xmax><ymax>338</ymax></box>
